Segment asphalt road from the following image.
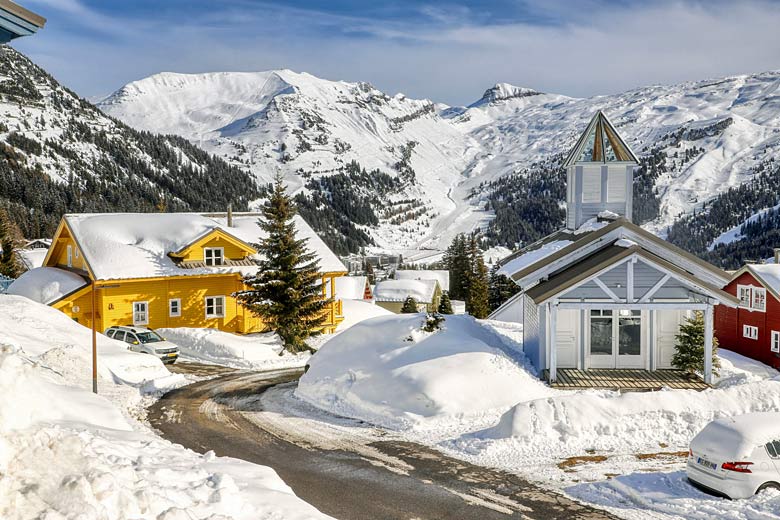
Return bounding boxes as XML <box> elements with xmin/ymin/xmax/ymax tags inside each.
<box><xmin>150</xmin><ymin>366</ymin><xmax>617</xmax><ymax>520</ymax></box>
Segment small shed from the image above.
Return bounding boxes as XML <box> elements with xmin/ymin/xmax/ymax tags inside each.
<box><xmin>374</xmin><ymin>279</ymin><xmax>442</xmax><ymax>313</ymax></box>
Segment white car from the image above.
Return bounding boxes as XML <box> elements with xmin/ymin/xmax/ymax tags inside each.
<box><xmin>687</xmin><ymin>412</ymin><xmax>780</xmax><ymax>499</ymax></box>
<box><xmin>105</xmin><ymin>325</ymin><xmax>179</xmax><ymax>364</ymax></box>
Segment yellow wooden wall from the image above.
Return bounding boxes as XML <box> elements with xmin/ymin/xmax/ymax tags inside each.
<box><xmin>47</xmin><ymin>226</ymin><xmax>88</xmax><ymax>272</ymax></box>
<box><xmin>178</xmin><ymin>233</ymin><xmax>253</xmax><ymax>262</ymax></box>
<box><xmin>55</xmin><ymin>273</ymin><xmax>344</xmax><ymax>334</ymax></box>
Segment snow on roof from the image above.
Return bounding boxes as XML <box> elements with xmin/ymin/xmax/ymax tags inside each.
<box><xmin>64</xmin><ymin>213</ymin><xmax>346</xmax><ymax>280</ymax></box>
<box><xmin>496</xmin><ymin>240</ymin><xmax>572</xmax><ymax>278</ymax></box>
<box><xmin>7</xmin><ymin>267</ymin><xmax>88</xmax><ymax>304</ymax></box>
<box><xmin>747</xmin><ymin>264</ymin><xmax>780</xmax><ymax>297</ymax></box>
<box><xmin>16</xmin><ymin>248</ymin><xmax>47</xmax><ymax>270</ymax></box>
<box><xmin>335</xmin><ymin>276</ymin><xmax>369</xmax><ymax>300</ymax></box>
<box><xmin>574</xmin><ymin>217</ymin><xmax>611</xmax><ymax>235</ymax></box>
<box><xmin>692</xmin><ymin>412</ymin><xmax>780</xmax><ymax>459</ymax></box>
<box><xmin>374</xmin><ymin>279</ymin><xmax>439</xmax><ymax>303</ymax></box>
<box><xmin>394</xmin><ymin>270</ymin><xmax>450</xmax><ymax>292</ymax></box>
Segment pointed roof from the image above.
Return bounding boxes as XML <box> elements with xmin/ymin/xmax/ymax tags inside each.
<box><xmin>563</xmin><ymin>110</ymin><xmax>639</xmax><ymax>168</ymax></box>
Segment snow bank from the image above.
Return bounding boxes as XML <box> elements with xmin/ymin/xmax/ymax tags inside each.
<box><xmin>336</xmin><ymin>298</ymin><xmax>393</xmax><ymax>331</ymax></box>
<box><xmin>0</xmin><ymin>348</ymin><xmax>330</xmax><ymax>520</ymax></box>
<box><xmin>7</xmin><ymin>267</ymin><xmax>87</xmax><ymax>304</ymax></box>
<box><xmin>373</xmin><ymin>278</ymin><xmax>438</xmax><ymax>303</ymax></box>
<box><xmin>157</xmin><ymin>327</ymin><xmax>309</xmax><ymax>370</ymax></box>
<box><xmin>296</xmin><ymin>314</ymin><xmax>536</xmax><ymax>429</ymax></box>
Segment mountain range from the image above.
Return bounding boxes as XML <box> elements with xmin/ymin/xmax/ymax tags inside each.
<box><xmin>2</xmin><ymin>44</ymin><xmax>779</xmax><ymax>268</ymax></box>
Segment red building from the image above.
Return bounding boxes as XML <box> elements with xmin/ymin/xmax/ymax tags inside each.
<box><xmin>715</xmin><ymin>262</ymin><xmax>780</xmax><ymax>369</ymax></box>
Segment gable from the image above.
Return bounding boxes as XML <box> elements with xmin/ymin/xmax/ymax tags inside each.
<box><xmin>170</xmin><ymin>228</ymin><xmax>256</xmax><ymax>262</ymax></box>
<box><xmin>43</xmin><ymin>219</ymin><xmax>93</xmax><ymax>278</ymax></box>
<box><xmin>727</xmin><ymin>269</ymin><xmax>780</xmax><ymax>303</ymax></box>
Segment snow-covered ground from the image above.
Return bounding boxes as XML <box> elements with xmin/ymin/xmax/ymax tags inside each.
<box><xmin>0</xmin><ymin>294</ymin><xmax>331</xmax><ymax>519</ymax></box>
<box><xmin>297</xmin><ymin>314</ymin><xmax>780</xmax><ymax>519</ymax></box>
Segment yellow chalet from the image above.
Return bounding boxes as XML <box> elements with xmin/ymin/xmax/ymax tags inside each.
<box><xmin>8</xmin><ymin>212</ymin><xmax>347</xmax><ymax>334</ymax></box>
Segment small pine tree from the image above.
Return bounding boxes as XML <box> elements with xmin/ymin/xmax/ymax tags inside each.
<box><xmin>400</xmin><ymin>296</ymin><xmax>419</xmax><ymax>313</ymax></box>
<box><xmin>672</xmin><ymin>312</ymin><xmax>720</xmax><ymax>378</ymax></box>
<box><xmin>488</xmin><ymin>264</ymin><xmax>521</xmax><ymax>313</ymax></box>
<box><xmin>237</xmin><ymin>172</ymin><xmax>328</xmax><ymax>353</ymax></box>
<box><xmin>465</xmin><ymin>237</ymin><xmax>490</xmax><ymax>319</ymax></box>
<box><xmin>438</xmin><ymin>291</ymin><xmax>454</xmax><ymax>314</ymax></box>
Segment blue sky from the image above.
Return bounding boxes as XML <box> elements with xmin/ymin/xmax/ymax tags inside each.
<box><xmin>11</xmin><ymin>0</ymin><xmax>780</xmax><ymax>105</ymax></box>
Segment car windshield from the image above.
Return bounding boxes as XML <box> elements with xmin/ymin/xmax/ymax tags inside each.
<box><xmin>136</xmin><ymin>331</ymin><xmax>163</xmax><ymax>343</ymax></box>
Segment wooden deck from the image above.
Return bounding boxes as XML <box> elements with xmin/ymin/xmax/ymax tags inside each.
<box><xmin>542</xmin><ymin>368</ymin><xmax>709</xmax><ymax>391</ymax></box>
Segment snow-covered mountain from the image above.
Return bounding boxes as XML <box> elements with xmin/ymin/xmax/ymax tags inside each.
<box><xmin>0</xmin><ymin>47</ymin><xmax>259</xmax><ymax>239</ymax></box>
<box><xmin>99</xmin><ymin>68</ymin><xmax>780</xmax><ymax>259</ymax></box>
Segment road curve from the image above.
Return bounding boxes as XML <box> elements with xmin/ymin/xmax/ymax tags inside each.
<box><xmin>148</xmin><ymin>366</ymin><xmax>617</xmax><ymax>520</ymax></box>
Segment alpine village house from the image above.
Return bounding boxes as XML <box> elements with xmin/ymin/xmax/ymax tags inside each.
<box><xmin>490</xmin><ymin>111</ymin><xmax>739</xmax><ymax>387</ymax></box>
<box><xmin>10</xmin><ymin>212</ymin><xmax>347</xmax><ymax>334</ymax></box>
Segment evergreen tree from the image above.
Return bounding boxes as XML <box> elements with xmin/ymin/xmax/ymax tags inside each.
<box><xmin>466</xmin><ymin>237</ymin><xmax>490</xmax><ymax>319</ymax></box>
<box><xmin>488</xmin><ymin>264</ymin><xmax>521</xmax><ymax>312</ymax></box>
<box><xmin>438</xmin><ymin>291</ymin><xmax>454</xmax><ymax>314</ymax></box>
<box><xmin>365</xmin><ymin>260</ymin><xmax>376</xmax><ymax>285</ymax></box>
<box><xmin>672</xmin><ymin>312</ymin><xmax>720</xmax><ymax>378</ymax></box>
<box><xmin>400</xmin><ymin>296</ymin><xmax>419</xmax><ymax>313</ymax></box>
<box><xmin>0</xmin><ymin>210</ymin><xmax>20</xmax><ymax>278</ymax></box>
<box><xmin>237</xmin><ymin>173</ymin><xmax>328</xmax><ymax>353</ymax></box>
<box><xmin>443</xmin><ymin>234</ymin><xmax>470</xmax><ymax>300</ymax></box>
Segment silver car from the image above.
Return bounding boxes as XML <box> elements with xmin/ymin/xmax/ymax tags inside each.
<box><xmin>105</xmin><ymin>325</ymin><xmax>179</xmax><ymax>364</ymax></box>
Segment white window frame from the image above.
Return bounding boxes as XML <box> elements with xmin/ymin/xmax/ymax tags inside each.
<box><xmin>66</xmin><ymin>244</ymin><xmax>73</xmax><ymax>267</ymax></box>
<box><xmin>205</xmin><ymin>295</ymin><xmax>225</xmax><ymax>319</ymax></box>
<box><xmin>737</xmin><ymin>284</ymin><xmax>752</xmax><ymax>307</ymax></box>
<box><xmin>752</xmin><ymin>287</ymin><xmax>767</xmax><ymax>312</ymax></box>
<box><xmin>771</xmin><ymin>331</ymin><xmax>780</xmax><ymax>353</ymax></box>
<box><xmin>133</xmin><ymin>301</ymin><xmax>149</xmax><ymax>326</ymax></box>
<box><xmin>204</xmin><ymin>247</ymin><xmax>225</xmax><ymax>266</ymax></box>
<box><xmin>743</xmin><ymin>324</ymin><xmax>759</xmax><ymax>340</ymax></box>
<box><xmin>169</xmin><ymin>298</ymin><xmax>181</xmax><ymax>318</ymax></box>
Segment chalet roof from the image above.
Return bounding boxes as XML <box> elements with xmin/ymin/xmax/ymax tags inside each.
<box><xmin>563</xmin><ymin>110</ymin><xmax>639</xmax><ymax>168</ymax></box>
<box><xmin>7</xmin><ymin>267</ymin><xmax>88</xmax><ymax>305</ymax></box>
<box><xmin>0</xmin><ymin>0</ymin><xmax>45</xmax><ymax>42</ymax></box>
<box><xmin>394</xmin><ymin>269</ymin><xmax>450</xmax><ymax>292</ymax></box>
<box><xmin>335</xmin><ymin>276</ymin><xmax>370</xmax><ymax>300</ymax></box>
<box><xmin>732</xmin><ymin>264</ymin><xmax>780</xmax><ymax>302</ymax></box>
<box><xmin>498</xmin><ymin>217</ymin><xmax>730</xmax><ymax>289</ymax></box>
<box><xmin>525</xmin><ymin>243</ymin><xmax>738</xmax><ymax>306</ymax></box>
<box><xmin>57</xmin><ymin>212</ymin><xmax>346</xmax><ymax>281</ymax></box>
<box><xmin>374</xmin><ymin>279</ymin><xmax>439</xmax><ymax>304</ymax></box>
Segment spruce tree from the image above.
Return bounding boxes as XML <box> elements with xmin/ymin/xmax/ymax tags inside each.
<box><xmin>488</xmin><ymin>264</ymin><xmax>521</xmax><ymax>312</ymax></box>
<box><xmin>443</xmin><ymin>234</ymin><xmax>470</xmax><ymax>300</ymax></box>
<box><xmin>438</xmin><ymin>291</ymin><xmax>454</xmax><ymax>314</ymax></box>
<box><xmin>672</xmin><ymin>312</ymin><xmax>720</xmax><ymax>378</ymax></box>
<box><xmin>466</xmin><ymin>237</ymin><xmax>490</xmax><ymax>319</ymax></box>
<box><xmin>400</xmin><ymin>296</ymin><xmax>419</xmax><ymax>313</ymax></box>
<box><xmin>0</xmin><ymin>210</ymin><xmax>20</xmax><ymax>278</ymax></box>
<box><xmin>237</xmin><ymin>172</ymin><xmax>328</xmax><ymax>353</ymax></box>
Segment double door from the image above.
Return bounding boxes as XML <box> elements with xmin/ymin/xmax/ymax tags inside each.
<box><xmin>589</xmin><ymin>309</ymin><xmax>643</xmax><ymax>369</ymax></box>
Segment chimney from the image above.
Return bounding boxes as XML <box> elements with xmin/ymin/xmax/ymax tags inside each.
<box><xmin>227</xmin><ymin>203</ymin><xmax>233</xmax><ymax>228</ymax></box>
<box><xmin>775</xmin><ymin>248</ymin><xmax>780</xmax><ymax>265</ymax></box>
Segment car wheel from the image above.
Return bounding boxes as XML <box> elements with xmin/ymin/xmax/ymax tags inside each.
<box><xmin>757</xmin><ymin>482</ymin><xmax>780</xmax><ymax>494</ymax></box>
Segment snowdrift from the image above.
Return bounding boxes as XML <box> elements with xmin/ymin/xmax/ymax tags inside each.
<box><xmin>295</xmin><ymin>314</ymin><xmax>540</xmax><ymax>429</ymax></box>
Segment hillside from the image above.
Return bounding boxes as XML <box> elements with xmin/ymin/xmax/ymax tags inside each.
<box><xmin>99</xmin><ymin>67</ymin><xmax>780</xmax><ymax>262</ymax></box>
<box><xmin>0</xmin><ymin>46</ymin><xmax>259</xmax><ymax>239</ymax></box>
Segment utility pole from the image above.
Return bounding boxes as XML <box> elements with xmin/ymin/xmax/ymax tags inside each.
<box><xmin>91</xmin><ymin>281</ymin><xmax>98</xmax><ymax>393</ymax></box>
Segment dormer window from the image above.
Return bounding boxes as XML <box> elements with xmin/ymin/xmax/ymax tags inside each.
<box><xmin>204</xmin><ymin>247</ymin><xmax>224</xmax><ymax>266</ymax></box>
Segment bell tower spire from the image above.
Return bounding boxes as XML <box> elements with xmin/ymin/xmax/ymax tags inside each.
<box><xmin>563</xmin><ymin>111</ymin><xmax>638</xmax><ymax>230</ymax></box>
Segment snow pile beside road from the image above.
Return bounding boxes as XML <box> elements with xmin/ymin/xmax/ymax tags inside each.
<box><xmin>336</xmin><ymin>299</ymin><xmax>393</xmax><ymax>331</ymax></box>
<box><xmin>158</xmin><ymin>327</ymin><xmax>309</xmax><ymax>370</ymax></box>
<box><xmin>296</xmin><ymin>314</ymin><xmax>540</xmax><ymax>429</ymax></box>
<box><xmin>0</xmin><ymin>347</ymin><xmax>331</xmax><ymax>519</ymax></box>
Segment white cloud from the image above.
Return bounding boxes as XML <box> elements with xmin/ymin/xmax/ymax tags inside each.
<box><xmin>12</xmin><ymin>0</ymin><xmax>780</xmax><ymax>105</ymax></box>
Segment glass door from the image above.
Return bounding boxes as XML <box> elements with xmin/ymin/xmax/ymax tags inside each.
<box><xmin>589</xmin><ymin>310</ymin><xmax>614</xmax><ymax>368</ymax></box>
<box><xmin>617</xmin><ymin>310</ymin><xmax>643</xmax><ymax>368</ymax></box>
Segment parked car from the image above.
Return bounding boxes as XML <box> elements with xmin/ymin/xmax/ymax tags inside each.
<box><xmin>687</xmin><ymin>412</ymin><xmax>780</xmax><ymax>499</ymax></box>
<box><xmin>105</xmin><ymin>325</ymin><xmax>179</xmax><ymax>364</ymax></box>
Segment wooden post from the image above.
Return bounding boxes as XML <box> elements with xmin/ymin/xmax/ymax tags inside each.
<box><xmin>91</xmin><ymin>281</ymin><xmax>98</xmax><ymax>394</ymax></box>
<box><xmin>704</xmin><ymin>305</ymin><xmax>714</xmax><ymax>385</ymax></box>
<box><xmin>549</xmin><ymin>302</ymin><xmax>558</xmax><ymax>383</ymax></box>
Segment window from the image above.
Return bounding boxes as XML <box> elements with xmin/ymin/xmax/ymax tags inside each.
<box><xmin>133</xmin><ymin>301</ymin><xmax>149</xmax><ymax>326</ymax></box>
<box><xmin>753</xmin><ymin>288</ymin><xmax>767</xmax><ymax>311</ymax></box>
<box><xmin>743</xmin><ymin>324</ymin><xmax>758</xmax><ymax>340</ymax></box>
<box><xmin>772</xmin><ymin>331</ymin><xmax>780</xmax><ymax>354</ymax></box>
<box><xmin>106</xmin><ymin>329</ymin><xmax>116</xmax><ymax>339</ymax></box>
<box><xmin>66</xmin><ymin>244</ymin><xmax>73</xmax><ymax>267</ymax></box>
<box><xmin>582</xmin><ymin>173</ymin><xmax>601</xmax><ymax>203</ymax></box>
<box><xmin>205</xmin><ymin>296</ymin><xmax>225</xmax><ymax>318</ymax></box>
<box><xmin>737</xmin><ymin>285</ymin><xmax>752</xmax><ymax>307</ymax></box>
<box><xmin>606</xmin><ymin>170</ymin><xmax>626</xmax><ymax>203</ymax></box>
<box><xmin>204</xmin><ymin>247</ymin><xmax>224</xmax><ymax>266</ymax></box>
<box><xmin>169</xmin><ymin>298</ymin><xmax>181</xmax><ymax>318</ymax></box>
